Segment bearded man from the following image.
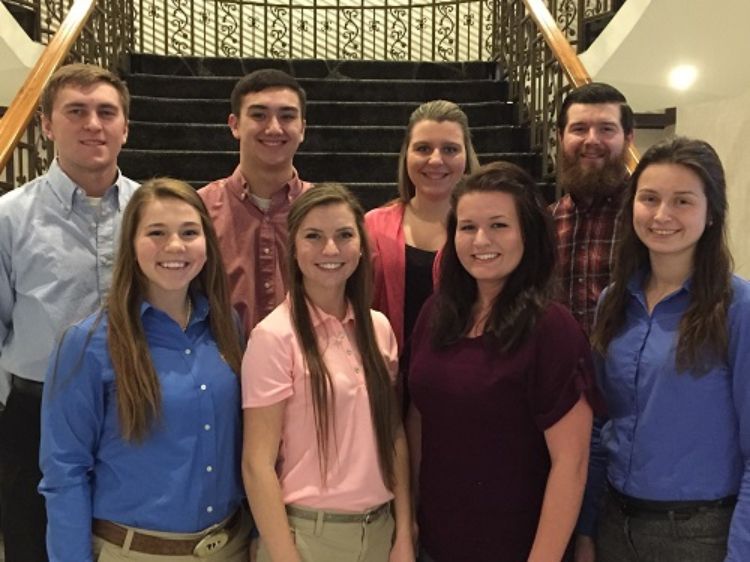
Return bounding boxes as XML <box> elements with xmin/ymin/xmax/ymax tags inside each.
<box><xmin>550</xmin><ymin>82</ymin><xmax>634</xmax><ymax>335</ymax></box>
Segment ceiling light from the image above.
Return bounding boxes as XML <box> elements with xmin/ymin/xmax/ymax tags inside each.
<box><xmin>668</xmin><ymin>65</ymin><xmax>698</xmax><ymax>91</ymax></box>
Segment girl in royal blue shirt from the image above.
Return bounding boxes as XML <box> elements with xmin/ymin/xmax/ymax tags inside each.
<box><xmin>40</xmin><ymin>178</ymin><xmax>250</xmax><ymax>561</ymax></box>
<box><xmin>578</xmin><ymin>137</ymin><xmax>750</xmax><ymax>561</ymax></box>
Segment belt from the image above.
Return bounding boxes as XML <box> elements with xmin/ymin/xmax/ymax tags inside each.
<box><xmin>93</xmin><ymin>510</ymin><xmax>240</xmax><ymax>557</ymax></box>
<box><xmin>11</xmin><ymin>375</ymin><xmax>43</xmax><ymax>398</ymax></box>
<box><xmin>608</xmin><ymin>483</ymin><xmax>737</xmax><ymax>521</ymax></box>
<box><xmin>286</xmin><ymin>502</ymin><xmax>390</xmax><ymax>524</ymax></box>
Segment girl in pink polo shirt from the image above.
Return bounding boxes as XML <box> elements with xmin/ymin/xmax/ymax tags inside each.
<box><xmin>241</xmin><ymin>183</ymin><xmax>415</xmax><ymax>562</ymax></box>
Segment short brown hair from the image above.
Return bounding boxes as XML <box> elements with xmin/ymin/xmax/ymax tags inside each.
<box><xmin>41</xmin><ymin>63</ymin><xmax>131</xmax><ymax>120</ymax></box>
<box><xmin>230</xmin><ymin>69</ymin><xmax>306</xmax><ymax>119</ymax></box>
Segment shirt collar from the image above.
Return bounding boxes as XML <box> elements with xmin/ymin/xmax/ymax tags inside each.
<box><xmin>305</xmin><ymin>298</ymin><xmax>355</xmax><ymax>329</ymax></box>
<box><xmin>226</xmin><ymin>165</ymin><xmax>304</xmax><ymax>207</ymax></box>
<box><xmin>47</xmin><ymin>158</ymin><xmax>128</xmax><ymax>215</ymax></box>
<box><xmin>139</xmin><ymin>292</ymin><xmax>210</xmax><ymax>327</ymax></box>
<box><xmin>570</xmin><ymin>188</ymin><xmax>625</xmax><ymax>212</ymax></box>
<box><xmin>627</xmin><ymin>267</ymin><xmax>693</xmax><ymax>303</ymax></box>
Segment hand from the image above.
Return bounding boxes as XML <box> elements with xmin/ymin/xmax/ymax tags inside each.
<box><xmin>389</xmin><ymin>533</ymin><xmax>416</xmax><ymax>562</ymax></box>
<box><xmin>574</xmin><ymin>535</ymin><xmax>596</xmax><ymax>562</ymax></box>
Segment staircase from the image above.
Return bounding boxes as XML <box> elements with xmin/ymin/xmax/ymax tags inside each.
<box><xmin>119</xmin><ymin>54</ymin><xmax>543</xmax><ymax>211</ymax></box>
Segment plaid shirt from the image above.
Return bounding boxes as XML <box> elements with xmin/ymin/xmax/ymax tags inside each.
<box><xmin>550</xmin><ymin>192</ymin><xmax>624</xmax><ymax>335</ymax></box>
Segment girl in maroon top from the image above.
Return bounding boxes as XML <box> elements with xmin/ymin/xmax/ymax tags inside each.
<box><xmin>407</xmin><ymin>162</ymin><xmax>602</xmax><ymax>562</ymax></box>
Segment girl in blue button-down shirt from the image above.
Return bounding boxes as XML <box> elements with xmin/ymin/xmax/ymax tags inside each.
<box><xmin>39</xmin><ymin>178</ymin><xmax>250</xmax><ymax>562</ymax></box>
<box><xmin>577</xmin><ymin>138</ymin><xmax>750</xmax><ymax>562</ymax></box>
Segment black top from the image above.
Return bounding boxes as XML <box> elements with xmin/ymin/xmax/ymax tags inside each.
<box><xmin>404</xmin><ymin>244</ymin><xmax>437</xmax><ymax>347</ymax></box>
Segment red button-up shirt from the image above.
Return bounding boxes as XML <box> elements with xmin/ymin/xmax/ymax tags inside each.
<box><xmin>550</xmin><ymin>192</ymin><xmax>624</xmax><ymax>335</ymax></box>
<box><xmin>199</xmin><ymin>166</ymin><xmax>312</xmax><ymax>338</ymax></box>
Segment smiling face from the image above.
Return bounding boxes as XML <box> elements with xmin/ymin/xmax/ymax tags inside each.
<box><xmin>42</xmin><ymin>82</ymin><xmax>128</xmax><ymax>191</ymax></box>
<box><xmin>229</xmin><ymin>86</ymin><xmax>305</xmax><ymax>173</ymax></box>
<box><xmin>135</xmin><ymin>197</ymin><xmax>207</xmax><ymax>309</ymax></box>
<box><xmin>455</xmin><ymin>190</ymin><xmax>524</xmax><ymax>301</ymax></box>
<box><xmin>406</xmin><ymin>119</ymin><xmax>467</xmax><ymax>202</ymax></box>
<box><xmin>557</xmin><ymin>102</ymin><xmax>631</xmax><ymax>200</ymax></box>
<box><xmin>295</xmin><ymin>202</ymin><xmax>362</xmax><ymax>305</ymax></box>
<box><xmin>633</xmin><ymin>163</ymin><xmax>708</xmax><ymax>266</ymax></box>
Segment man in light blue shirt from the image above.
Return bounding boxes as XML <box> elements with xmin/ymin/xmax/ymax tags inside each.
<box><xmin>0</xmin><ymin>63</ymin><xmax>138</xmax><ymax>562</ymax></box>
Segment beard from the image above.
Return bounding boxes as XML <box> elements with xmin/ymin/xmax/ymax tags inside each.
<box><xmin>556</xmin><ymin>146</ymin><xmax>628</xmax><ymax>202</ymax></box>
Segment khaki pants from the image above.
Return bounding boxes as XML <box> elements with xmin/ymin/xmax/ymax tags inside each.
<box><xmin>93</xmin><ymin>509</ymin><xmax>252</xmax><ymax>561</ymax></box>
<box><xmin>257</xmin><ymin>506</ymin><xmax>395</xmax><ymax>562</ymax></box>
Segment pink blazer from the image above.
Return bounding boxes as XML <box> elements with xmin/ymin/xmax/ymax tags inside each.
<box><xmin>365</xmin><ymin>203</ymin><xmax>441</xmax><ymax>351</ymax></box>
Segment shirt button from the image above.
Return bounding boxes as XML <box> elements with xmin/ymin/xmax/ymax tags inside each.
<box><xmin>204</xmin><ymin>424</ymin><xmax>211</xmax><ymax>431</ymax></box>
<box><xmin>206</xmin><ymin>506</ymin><xmax>213</xmax><ymax>513</ymax></box>
<box><xmin>263</xmin><ymin>247</ymin><xmax>270</xmax><ymax>254</ymax></box>
<box><xmin>206</xmin><ymin>465</ymin><xmax>213</xmax><ymax>472</ymax></box>
<box><xmin>264</xmin><ymin>282</ymin><xmax>271</xmax><ymax>289</ymax></box>
<box><xmin>200</xmin><ymin>384</ymin><xmax>207</xmax><ymax>391</ymax></box>
<box><xmin>577</xmin><ymin>278</ymin><xmax>584</xmax><ymax>283</ymax></box>
<box><xmin>185</xmin><ymin>349</ymin><xmax>192</xmax><ymax>355</ymax></box>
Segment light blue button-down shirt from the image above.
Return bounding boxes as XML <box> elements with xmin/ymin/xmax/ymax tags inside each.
<box><xmin>39</xmin><ymin>296</ymin><xmax>244</xmax><ymax>562</ymax></box>
<box><xmin>582</xmin><ymin>272</ymin><xmax>750</xmax><ymax>559</ymax></box>
<box><xmin>0</xmin><ymin>160</ymin><xmax>138</xmax><ymax>383</ymax></box>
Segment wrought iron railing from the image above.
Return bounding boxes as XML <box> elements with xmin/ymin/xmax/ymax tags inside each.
<box><xmin>1</xmin><ymin>0</ymin><xmax>620</xmax><ymax>192</ymax></box>
<box><xmin>0</xmin><ymin>0</ymin><xmax>133</xmax><ymax>193</ymax></box>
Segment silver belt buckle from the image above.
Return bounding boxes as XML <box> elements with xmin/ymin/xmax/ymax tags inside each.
<box><xmin>193</xmin><ymin>529</ymin><xmax>229</xmax><ymax>557</ymax></box>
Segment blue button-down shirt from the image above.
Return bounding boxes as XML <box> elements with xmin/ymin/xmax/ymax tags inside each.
<box><xmin>582</xmin><ymin>272</ymin><xmax>750</xmax><ymax>560</ymax></box>
<box><xmin>39</xmin><ymin>296</ymin><xmax>244</xmax><ymax>562</ymax></box>
<box><xmin>0</xmin><ymin>160</ymin><xmax>138</xmax><ymax>383</ymax></box>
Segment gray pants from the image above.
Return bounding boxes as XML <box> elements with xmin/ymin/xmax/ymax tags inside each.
<box><xmin>596</xmin><ymin>492</ymin><xmax>732</xmax><ymax>562</ymax></box>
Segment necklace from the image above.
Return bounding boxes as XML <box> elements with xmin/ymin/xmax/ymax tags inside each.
<box><xmin>181</xmin><ymin>297</ymin><xmax>192</xmax><ymax>331</ymax></box>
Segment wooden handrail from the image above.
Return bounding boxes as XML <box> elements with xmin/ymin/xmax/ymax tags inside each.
<box><xmin>0</xmin><ymin>0</ymin><xmax>97</xmax><ymax>173</ymax></box>
<box><xmin>522</xmin><ymin>0</ymin><xmax>640</xmax><ymax>173</ymax></box>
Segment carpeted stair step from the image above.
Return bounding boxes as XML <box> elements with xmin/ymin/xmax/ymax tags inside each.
<box><xmin>119</xmin><ymin>150</ymin><xmax>540</xmax><ymax>185</ymax></box>
<box><xmin>126</xmin><ymin>123</ymin><xmax>530</xmax><ymax>153</ymax></box>
<box><xmin>129</xmin><ymin>54</ymin><xmax>498</xmax><ymax>80</ymax></box>
<box><xmin>122</xmin><ymin>53</ymin><xmax>541</xmax><ymax>211</ymax></box>
<box><xmin>129</xmin><ymin>98</ymin><xmax>518</xmax><ymax>126</ymax></box>
<box><xmin>125</xmin><ymin>74</ymin><xmax>509</xmax><ymax>103</ymax></box>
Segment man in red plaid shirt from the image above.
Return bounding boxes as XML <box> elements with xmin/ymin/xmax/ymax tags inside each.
<box><xmin>550</xmin><ymin>83</ymin><xmax>634</xmax><ymax>335</ymax></box>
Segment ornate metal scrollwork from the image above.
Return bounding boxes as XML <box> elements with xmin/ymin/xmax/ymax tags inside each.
<box><xmin>218</xmin><ymin>1</ymin><xmax>239</xmax><ymax>57</ymax></box>
<box><xmin>556</xmin><ymin>0</ymin><xmax>578</xmax><ymax>42</ymax></box>
<box><xmin>483</xmin><ymin>0</ymin><xmax>496</xmax><ymax>60</ymax></box>
<box><xmin>341</xmin><ymin>8</ymin><xmax>360</xmax><ymax>59</ymax></box>
<box><xmin>268</xmin><ymin>6</ymin><xmax>289</xmax><ymax>58</ymax></box>
<box><xmin>388</xmin><ymin>8</ymin><xmax>408</xmax><ymax>60</ymax></box>
<box><xmin>168</xmin><ymin>0</ymin><xmax>190</xmax><ymax>54</ymax></box>
<box><xmin>436</xmin><ymin>5</ymin><xmax>456</xmax><ymax>61</ymax></box>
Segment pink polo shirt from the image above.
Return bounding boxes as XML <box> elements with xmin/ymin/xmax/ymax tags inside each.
<box><xmin>242</xmin><ymin>299</ymin><xmax>398</xmax><ymax>511</ymax></box>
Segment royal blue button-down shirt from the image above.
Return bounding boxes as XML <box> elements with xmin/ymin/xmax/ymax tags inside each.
<box><xmin>581</xmin><ymin>272</ymin><xmax>750</xmax><ymax>560</ymax></box>
<box><xmin>0</xmin><ymin>159</ymin><xmax>138</xmax><ymax>383</ymax></box>
<box><xmin>39</xmin><ymin>295</ymin><xmax>243</xmax><ymax>562</ymax></box>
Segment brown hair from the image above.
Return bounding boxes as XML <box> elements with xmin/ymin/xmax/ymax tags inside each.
<box><xmin>557</xmin><ymin>82</ymin><xmax>633</xmax><ymax>135</ymax></box>
<box><xmin>287</xmin><ymin>183</ymin><xmax>397</xmax><ymax>488</ymax></box>
<box><xmin>592</xmin><ymin>137</ymin><xmax>733</xmax><ymax>373</ymax></box>
<box><xmin>397</xmin><ymin>100</ymin><xmax>480</xmax><ymax>203</ymax></box>
<box><xmin>230</xmin><ymin>68</ymin><xmax>307</xmax><ymax>119</ymax></box>
<box><xmin>107</xmin><ymin>177</ymin><xmax>242</xmax><ymax>441</ymax></box>
<box><xmin>432</xmin><ymin>161</ymin><xmax>555</xmax><ymax>351</ymax></box>
<box><xmin>41</xmin><ymin>63</ymin><xmax>131</xmax><ymax>120</ymax></box>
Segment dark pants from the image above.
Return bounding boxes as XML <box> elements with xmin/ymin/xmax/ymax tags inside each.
<box><xmin>0</xmin><ymin>383</ymin><xmax>48</xmax><ymax>562</ymax></box>
<box><xmin>596</xmin><ymin>490</ymin><xmax>732</xmax><ymax>562</ymax></box>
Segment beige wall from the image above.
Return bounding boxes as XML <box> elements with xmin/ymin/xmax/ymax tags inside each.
<box><xmin>677</xmin><ymin>88</ymin><xmax>750</xmax><ymax>277</ymax></box>
<box><xmin>0</xmin><ymin>3</ymin><xmax>43</xmax><ymax>106</ymax></box>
